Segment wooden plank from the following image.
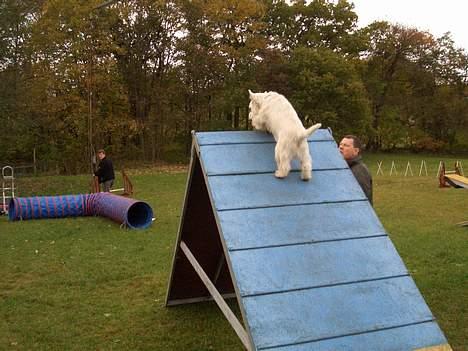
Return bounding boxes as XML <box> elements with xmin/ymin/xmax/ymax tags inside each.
<box><xmin>444</xmin><ymin>174</ymin><xmax>468</xmax><ymax>188</ymax></box>
<box><xmin>243</xmin><ymin>276</ymin><xmax>435</xmax><ymax>349</ymax></box>
<box><xmin>414</xmin><ymin>344</ymin><xmax>453</xmax><ymax>351</ymax></box>
<box><xmin>218</xmin><ymin>201</ymin><xmax>384</xmax><ymax>251</ymax></box>
<box><xmin>229</xmin><ymin>236</ymin><xmax>407</xmax><ymax>297</ymax></box>
<box><xmin>166</xmin><ymin>151</ymin><xmax>234</xmax><ymax>304</ymax></box>
<box><xmin>263</xmin><ymin>322</ymin><xmax>448</xmax><ymax>351</ymax></box>
<box><xmin>208</xmin><ymin>169</ymin><xmax>367</xmax><ymax>211</ymax></box>
<box><xmin>166</xmin><ymin>293</ymin><xmax>237</xmax><ymax>306</ymax></box>
<box><xmin>165</xmin><ymin>140</ymin><xmax>198</xmax><ymax>305</ymax></box>
<box><xmin>179</xmin><ymin>241</ymin><xmax>252</xmax><ymax>351</ymax></box>
<box><xmin>212</xmin><ymin>254</ymin><xmax>226</xmax><ymax>284</ymax></box>
<box><xmin>200</xmin><ymin>141</ymin><xmax>347</xmax><ymax>176</ymax></box>
<box><xmin>196</xmin><ymin>130</ymin><xmax>334</xmax><ymax>146</ymax></box>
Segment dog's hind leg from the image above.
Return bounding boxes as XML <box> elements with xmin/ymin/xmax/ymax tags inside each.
<box><xmin>298</xmin><ymin>139</ymin><xmax>312</xmax><ymax>181</ymax></box>
<box><xmin>274</xmin><ymin>140</ymin><xmax>292</xmax><ymax>179</ymax></box>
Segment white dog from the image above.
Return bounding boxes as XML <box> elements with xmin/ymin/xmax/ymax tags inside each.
<box><xmin>248</xmin><ymin>90</ymin><xmax>321</xmax><ymax>180</ymax></box>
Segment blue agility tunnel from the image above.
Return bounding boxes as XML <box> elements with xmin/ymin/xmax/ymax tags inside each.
<box><xmin>166</xmin><ymin>130</ymin><xmax>451</xmax><ymax>351</ymax></box>
<box><xmin>8</xmin><ymin>193</ymin><xmax>153</xmax><ymax>229</ymax></box>
<box><xmin>8</xmin><ymin>194</ymin><xmax>90</xmax><ymax>220</ymax></box>
<box><xmin>87</xmin><ymin>193</ymin><xmax>153</xmax><ymax>229</ymax></box>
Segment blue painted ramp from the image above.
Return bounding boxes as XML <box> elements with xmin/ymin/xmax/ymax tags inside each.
<box><xmin>166</xmin><ymin>130</ymin><xmax>450</xmax><ymax>350</ymax></box>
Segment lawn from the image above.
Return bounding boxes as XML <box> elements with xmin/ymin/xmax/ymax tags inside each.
<box><xmin>0</xmin><ymin>154</ymin><xmax>467</xmax><ymax>351</ymax></box>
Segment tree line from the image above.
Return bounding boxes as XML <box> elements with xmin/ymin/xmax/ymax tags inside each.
<box><xmin>1</xmin><ymin>0</ymin><xmax>467</xmax><ymax>174</ymax></box>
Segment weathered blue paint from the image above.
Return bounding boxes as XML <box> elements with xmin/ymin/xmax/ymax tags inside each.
<box><xmin>230</xmin><ymin>236</ymin><xmax>408</xmax><ymax>297</ymax></box>
<box><xmin>200</xmin><ymin>140</ymin><xmax>347</xmax><ymax>176</ymax></box>
<box><xmin>196</xmin><ymin>129</ymin><xmax>334</xmax><ymax>146</ymax></box>
<box><xmin>208</xmin><ymin>170</ymin><xmax>367</xmax><ymax>211</ymax></box>
<box><xmin>264</xmin><ymin>322</ymin><xmax>446</xmax><ymax>350</ymax></box>
<box><xmin>166</xmin><ymin>129</ymin><xmax>450</xmax><ymax>351</ymax></box>
<box><xmin>218</xmin><ymin>201</ymin><xmax>384</xmax><ymax>251</ymax></box>
<box><xmin>243</xmin><ymin>277</ymin><xmax>435</xmax><ymax>349</ymax></box>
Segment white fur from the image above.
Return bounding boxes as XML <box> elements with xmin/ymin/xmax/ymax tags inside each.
<box><xmin>248</xmin><ymin>90</ymin><xmax>321</xmax><ymax>180</ymax></box>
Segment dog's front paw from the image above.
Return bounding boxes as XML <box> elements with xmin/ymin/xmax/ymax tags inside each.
<box><xmin>301</xmin><ymin>170</ymin><xmax>311</xmax><ymax>181</ymax></box>
<box><xmin>275</xmin><ymin>170</ymin><xmax>286</xmax><ymax>179</ymax></box>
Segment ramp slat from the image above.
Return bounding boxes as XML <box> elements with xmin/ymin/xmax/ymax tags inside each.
<box><xmin>243</xmin><ymin>276</ymin><xmax>435</xmax><ymax>349</ymax></box>
<box><xmin>200</xmin><ymin>141</ymin><xmax>347</xmax><ymax>176</ymax></box>
<box><xmin>218</xmin><ymin>201</ymin><xmax>384</xmax><ymax>250</ymax></box>
<box><xmin>230</xmin><ymin>236</ymin><xmax>407</xmax><ymax>297</ymax></box>
<box><xmin>267</xmin><ymin>322</ymin><xmax>447</xmax><ymax>351</ymax></box>
<box><xmin>208</xmin><ymin>170</ymin><xmax>367</xmax><ymax>211</ymax></box>
<box><xmin>196</xmin><ymin>130</ymin><xmax>334</xmax><ymax>145</ymax></box>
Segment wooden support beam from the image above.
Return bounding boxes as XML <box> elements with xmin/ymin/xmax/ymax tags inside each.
<box><xmin>122</xmin><ymin>169</ymin><xmax>133</xmax><ymax>196</ymax></box>
<box><xmin>212</xmin><ymin>254</ymin><xmax>225</xmax><ymax>285</ymax></box>
<box><xmin>165</xmin><ymin>293</ymin><xmax>237</xmax><ymax>307</ymax></box>
<box><xmin>91</xmin><ymin>176</ymin><xmax>100</xmax><ymax>193</ymax></box>
<box><xmin>179</xmin><ymin>241</ymin><xmax>252</xmax><ymax>351</ymax></box>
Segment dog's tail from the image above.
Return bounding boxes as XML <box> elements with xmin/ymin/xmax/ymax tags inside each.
<box><xmin>300</xmin><ymin>123</ymin><xmax>322</xmax><ymax>140</ymax></box>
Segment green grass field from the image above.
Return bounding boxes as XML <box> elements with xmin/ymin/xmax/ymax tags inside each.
<box><xmin>0</xmin><ymin>154</ymin><xmax>467</xmax><ymax>350</ymax></box>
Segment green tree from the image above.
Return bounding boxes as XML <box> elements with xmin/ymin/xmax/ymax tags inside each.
<box><xmin>362</xmin><ymin>22</ymin><xmax>467</xmax><ymax>150</ymax></box>
<box><xmin>263</xmin><ymin>0</ymin><xmax>362</xmax><ymax>55</ymax></box>
<box><xmin>288</xmin><ymin>46</ymin><xmax>371</xmax><ymax>137</ymax></box>
<box><xmin>420</xmin><ymin>34</ymin><xmax>468</xmax><ymax>149</ymax></box>
<box><xmin>203</xmin><ymin>0</ymin><xmax>267</xmax><ymax>130</ymax></box>
<box><xmin>177</xmin><ymin>0</ymin><xmax>229</xmax><ymax>139</ymax></box>
<box><xmin>25</xmin><ymin>0</ymin><xmax>129</xmax><ymax>173</ymax></box>
<box><xmin>109</xmin><ymin>0</ymin><xmax>184</xmax><ymax>160</ymax></box>
<box><xmin>361</xmin><ymin>22</ymin><xmax>437</xmax><ymax>149</ymax></box>
<box><xmin>1</xmin><ymin>0</ymin><xmax>466</xmax><ymax>174</ymax></box>
<box><xmin>0</xmin><ymin>0</ymin><xmax>43</xmax><ymax>163</ymax></box>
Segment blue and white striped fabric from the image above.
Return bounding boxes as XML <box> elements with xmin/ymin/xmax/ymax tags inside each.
<box><xmin>8</xmin><ymin>193</ymin><xmax>153</xmax><ymax>229</ymax></box>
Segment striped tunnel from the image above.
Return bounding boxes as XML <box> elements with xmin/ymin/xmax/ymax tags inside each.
<box><xmin>8</xmin><ymin>193</ymin><xmax>153</xmax><ymax>229</ymax></box>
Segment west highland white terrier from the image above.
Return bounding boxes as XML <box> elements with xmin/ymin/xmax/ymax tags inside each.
<box><xmin>248</xmin><ymin>90</ymin><xmax>321</xmax><ymax>180</ymax></box>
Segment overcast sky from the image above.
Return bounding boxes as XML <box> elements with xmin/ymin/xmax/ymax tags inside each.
<box><xmin>351</xmin><ymin>0</ymin><xmax>468</xmax><ymax>51</ymax></box>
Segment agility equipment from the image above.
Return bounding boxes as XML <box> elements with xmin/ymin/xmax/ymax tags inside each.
<box><xmin>439</xmin><ymin>161</ymin><xmax>468</xmax><ymax>188</ymax></box>
<box><xmin>88</xmin><ymin>193</ymin><xmax>152</xmax><ymax>229</ymax></box>
<box><xmin>376</xmin><ymin>160</ymin><xmax>384</xmax><ymax>175</ymax></box>
<box><xmin>405</xmin><ymin>161</ymin><xmax>414</xmax><ymax>176</ymax></box>
<box><xmin>420</xmin><ymin>160</ymin><xmax>428</xmax><ymax>176</ymax></box>
<box><xmin>8</xmin><ymin>194</ymin><xmax>89</xmax><ymax>220</ymax></box>
<box><xmin>390</xmin><ymin>160</ymin><xmax>398</xmax><ymax>175</ymax></box>
<box><xmin>91</xmin><ymin>169</ymin><xmax>133</xmax><ymax>196</ymax></box>
<box><xmin>444</xmin><ymin>174</ymin><xmax>468</xmax><ymax>188</ymax></box>
<box><xmin>1</xmin><ymin>166</ymin><xmax>15</xmax><ymax>214</ymax></box>
<box><xmin>8</xmin><ymin>192</ymin><xmax>153</xmax><ymax>229</ymax></box>
<box><xmin>166</xmin><ymin>130</ymin><xmax>451</xmax><ymax>351</ymax></box>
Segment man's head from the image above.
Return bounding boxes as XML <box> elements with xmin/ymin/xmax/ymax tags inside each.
<box><xmin>339</xmin><ymin>135</ymin><xmax>362</xmax><ymax>160</ymax></box>
<box><xmin>97</xmin><ymin>149</ymin><xmax>106</xmax><ymax>160</ymax></box>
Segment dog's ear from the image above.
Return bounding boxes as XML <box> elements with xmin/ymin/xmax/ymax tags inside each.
<box><xmin>249</xmin><ymin>90</ymin><xmax>263</xmax><ymax>105</ymax></box>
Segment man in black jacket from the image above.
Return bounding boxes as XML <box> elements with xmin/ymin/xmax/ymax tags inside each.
<box><xmin>339</xmin><ymin>135</ymin><xmax>373</xmax><ymax>205</ymax></box>
<box><xmin>94</xmin><ymin>149</ymin><xmax>115</xmax><ymax>192</ymax></box>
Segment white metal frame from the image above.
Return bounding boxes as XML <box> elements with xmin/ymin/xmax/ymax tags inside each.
<box><xmin>2</xmin><ymin>166</ymin><xmax>15</xmax><ymax>214</ymax></box>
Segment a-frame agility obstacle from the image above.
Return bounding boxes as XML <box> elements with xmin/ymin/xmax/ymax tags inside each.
<box><xmin>166</xmin><ymin>130</ymin><xmax>451</xmax><ymax>351</ymax></box>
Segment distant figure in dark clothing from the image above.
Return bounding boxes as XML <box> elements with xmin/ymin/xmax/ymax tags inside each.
<box><xmin>94</xmin><ymin>149</ymin><xmax>115</xmax><ymax>192</ymax></box>
<box><xmin>339</xmin><ymin>135</ymin><xmax>373</xmax><ymax>205</ymax></box>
